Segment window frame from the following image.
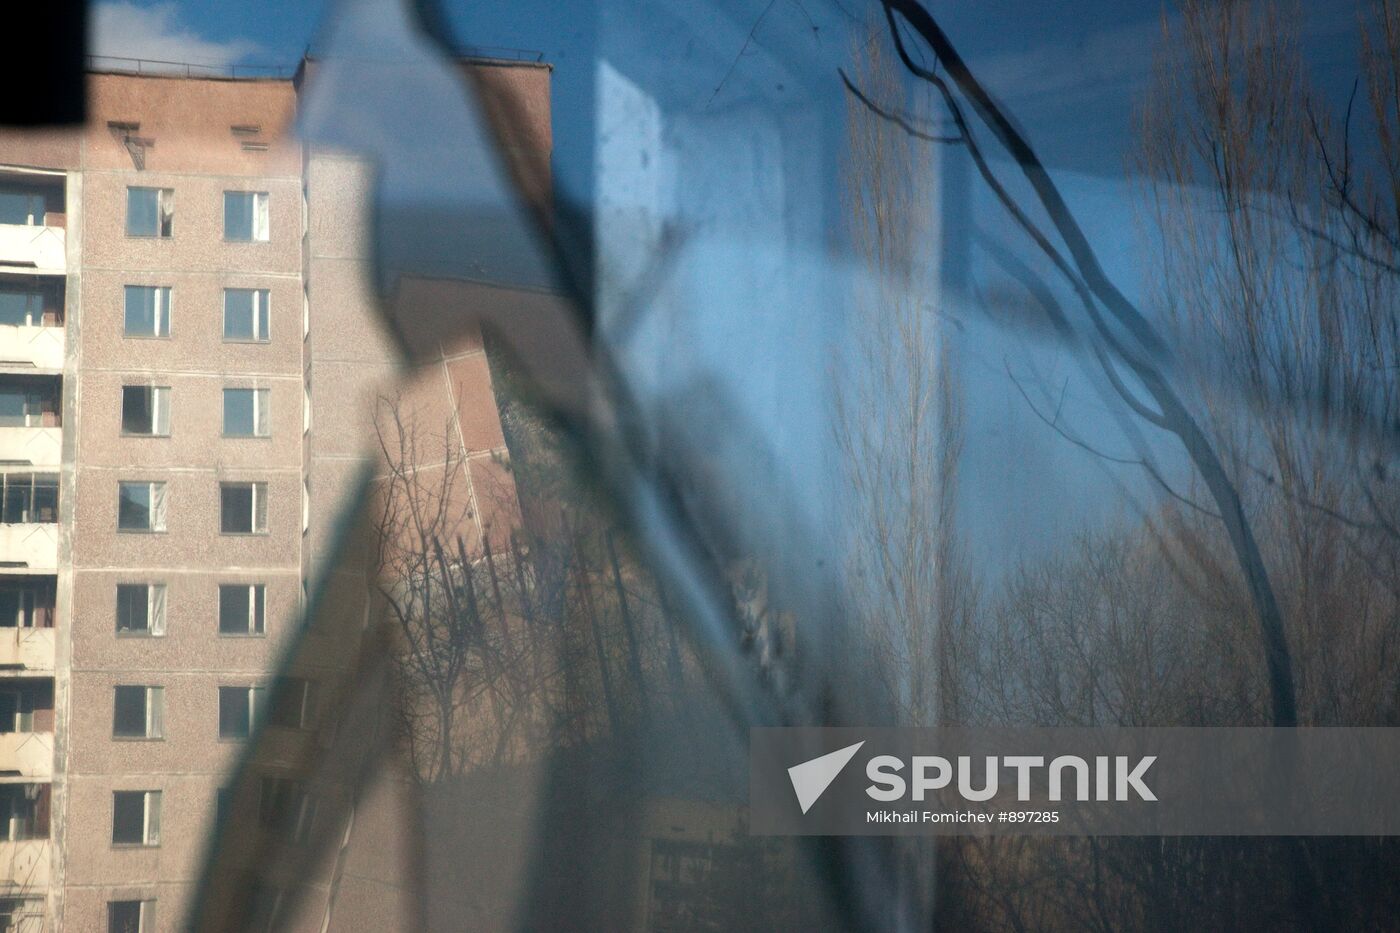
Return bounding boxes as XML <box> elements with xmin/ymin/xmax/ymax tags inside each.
<box><xmin>117</xmin><ymin>481</ymin><xmax>167</xmax><ymax>533</ymax></box>
<box><xmin>115</xmin><ymin>583</ymin><xmax>166</xmax><ymax>637</ymax></box>
<box><xmin>0</xmin><ymin>285</ymin><xmax>48</xmax><ymax>328</ymax></box>
<box><xmin>0</xmin><ymin>187</ymin><xmax>47</xmax><ymax>227</ymax></box>
<box><xmin>124</xmin><ymin>186</ymin><xmax>173</xmax><ymax>239</ymax></box>
<box><xmin>112</xmin><ymin>685</ymin><xmax>164</xmax><ymax>740</ymax></box>
<box><xmin>217</xmin><ymin>685</ymin><xmax>265</xmax><ymax>740</ymax></box>
<box><xmin>0</xmin><ymin>685</ymin><xmax>36</xmax><ymax>734</ymax></box>
<box><xmin>269</xmin><ymin>677</ymin><xmax>318</xmax><ymax>732</ymax></box>
<box><xmin>0</xmin><ymin>384</ymin><xmax>58</xmax><ymax>429</ymax></box>
<box><xmin>0</xmin><ymin>586</ymin><xmax>38</xmax><ymax>629</ymax></box>
<box><xmin>0</xmin><ymin>784</ymin><xmax>45</xmax><ymax>840</ymax></box>
<box><xmin>219</xmin><ymin>481</ymin><xmax>268</xmax><ymax>535</ymax></box>
<box><xmin>107</xmin><ymin>898</ymin><xmax>156</xmax><ymax>933</ymax></box>
<box><xmin>119</xmin><ymin>385</ymin><xmax>171</xmax><ymax>438</ymax></box>
<box><xmin>221</xmin><ymin>388</ymin><xmax>270</xmax><ymax>438</ymax></box>
<box><xmin>223</xmin><ymin>191</ymin><xmax>270</xmax><ymax>242</ymax></box>
<box><xmin>0</xmin><ymin>474</ymin><xmax>59</xmax><ymax>524</ymax></box>
<box><xmin>122</xmin><ymin>285</ymin><xmax>172</xmax><ymax>339</ymax></box>
<box><xmin>110</xmin><ymin>790</ymin><xmax>161</xmax><ymax>847</ymax></box>
<box><xmin>217</xmin><ymin>583</ymin><xmax>267</xmax><ymax>637</ymax></box>
<box><xmin>221</xmin><ymin>288</ymin><xmax>271</xmax><ymax>343</ymax></box>
<box><xmin>259</xmin><ymin>776</ymin><xmax>317</xmax><ymax>843</ymax></box>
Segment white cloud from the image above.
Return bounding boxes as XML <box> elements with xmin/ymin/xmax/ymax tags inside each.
<box><xmin>91</xmin><ymin>2</ymin><xmax>262</xmax><ymax>70</ymax></box>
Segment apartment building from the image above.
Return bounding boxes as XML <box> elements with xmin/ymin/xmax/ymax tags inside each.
<box><xmin>0</xmin><ymin>55</ymin><xmax>550</xmax><ymax>932</ymax></box>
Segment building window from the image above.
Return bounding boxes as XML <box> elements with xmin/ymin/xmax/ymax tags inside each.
<box><xmin>108</xmin><ymin>899</ymin><xmax>155</xmax><ymax>933</ymax></box>
<box><xmin>115</xmin><ymin>583</ymin><xmax>165</xmax><ymax>636</ymax></box>
<box><xmin>112</xmin><ymin>686</ymin><xmax>163</xmax><ymax>739</ymax></box>
<box><xmin>125</xmin><ymin>187</ymin><xmax>173</xmax><ymax>238</ymax></box>
<box><xmin>224</xmin><ymin>191</ymin><xmax>269</xmax><ymax>241</ymax></box>
<box><xmin>0</xmin><ymin>590</ymin><xmax>33</xmax><ymax>629</ymax></box>
<box><xmin>218</xmin><ymin>685</ymin><xmax>265</xmax><ymax>739</ymax></box>
<box><xmin>0</xmin><ymin>585</ymin><xmax>47</xmax><ymax>629</ymax></box>
<box><xmin>0</xmin><ymin>898</ymin><xmax>45</xmax><ymax>932</ymax></box>
<box><xmin>218</xmin><ymin>584</ymin><xmax>266</xmax><ymax>636</ymax></box>
<box><xmin>215</xmin><ymin>787</ymin><xmax>233</xmax><ymax>829</ymax></box>
<box><xmin>259</xmin><ymin>776</ymin><xmax>316</xmax><ymax>842</ymax></box>
<box><xmin>123</xmin><ymin>286</ymin><xmax>171</xmax><ymax>337</ymax></box>
<box><xmin>0</xmin><ymin>684</ymin><xmax>39</xmax><ymax>733</ymax></box>
<box><xmin>0</xmin><ymin>382</ymin><xmax>59</xmax><ymax>428</ymax></box>
<box><xmin>0</xmin><ymin>785</ymin><xmax>47</xmax><ymax>840</ymax></box>
<box><xmin>223</xmin><ymin>288</ymin><xmax>270</xmax><ymax>342</ymax></box>
<box><xmin>0</xmin><ymin>591</ymin><xmax>33</xmax><ymax>630</ymax></box>
<box><xmin>249</xmin><ymin>883</ymin><xmax>284</xmax><ymax>931</ymax></box>
<box><xmin>302</xmin><ymin>479</ymin><xmax>309</xmax><ymax>534</ymax></box>
<box><xmin>0</xmin><ymin>187</ymin><xmax>46</xmax><ymax>227</ymax></box>
<box><xmin>121</xmin><ymin>386</ymin><xmax>170</xmax><ymax>437</ymax></box>
<box><xmin>222</xmin><ymin>388</ymin><xmax>269</xmax><ymax>437</ymax></box>
<box><xmin>0</xmin><ymin>286</ymin><xmax>48</xmax><ymax>327</ymax></box>
<box><xmin>0</xmin><ymin>474</ymin><xmax>58</xmax><ymax>524</ymax></box>
<box><xmin>220</xmin><ymin>482</ymin><xmax>267</xmax><ymax>534</ymax></box>
<box><xmin>111</xmin><ymin>790</ymin><xmax>161</xmax><ymax>846</ymax></box>
<box><xmin>269</xmin><ymin>677</ymin><xmax>318</xmax><ymax>731</ymax></box>
<box><xmin>118</xmin><ymin>482</ymin><xmax>166</xmax><ymax>532</ymax></box>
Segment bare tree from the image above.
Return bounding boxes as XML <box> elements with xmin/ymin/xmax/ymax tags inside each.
<box><xmin>837</xmin><ymin>24</ymin><xmax>976</xmax><ymax>730</ymax></box>
<box><xmin>1138</xmin><ymin>0</ymin><xmax>1400</xmax><ymax>727</ymax></box>
<box><xmin>371</xmin><ymin>371</ymin><xmax>710</xmax><ymax>782</ymax></box>
<box><xmin>371</xmin><ymin>391</ymin><xmax>562</xmax><ymax>780</ymax></box>
<box><xmin>833</xmin><ymin>1</ymin><xmax>1400</xmax><ymax>928</ymax></box>
<box><xmin>842</xmin><ymin>0</ymin><xmax>1304</xmax><ymax>732</ymax></box>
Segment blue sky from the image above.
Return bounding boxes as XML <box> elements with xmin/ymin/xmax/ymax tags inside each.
<box><xmin>89</xmin><ymin>0</ymin><xmax>1374</xmax><ymax>197</ymax></box>
<box><xmin>88</xmin><ymin>0</ymin><xmax>1385</xmax><ymax>571</ymax></box>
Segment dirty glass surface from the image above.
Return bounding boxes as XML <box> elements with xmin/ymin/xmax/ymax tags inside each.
<box><xmin>0</xmin><ymin>0</ymin><xmax>1397</xmax><ymax>929</ymax></box>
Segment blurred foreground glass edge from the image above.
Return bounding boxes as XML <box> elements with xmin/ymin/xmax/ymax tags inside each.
<box><xmin>194</xmin><ymin>0</ymin><xmax>901</xmax><ymax>929</ymax></box>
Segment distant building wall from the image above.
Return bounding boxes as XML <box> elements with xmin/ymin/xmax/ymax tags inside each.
<box><xmin>0</xmin><ymin>56</ymin><xmax>549</xmax><ymax>932</ymax></box>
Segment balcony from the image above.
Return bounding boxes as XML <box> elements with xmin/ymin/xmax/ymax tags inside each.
<box><xmin>0</xmin><ymin>225</ymin><xmax>64</xmax><ymax>277</ymax></box>
<box><xmin>0</xmin><ymin>429</ymin><xmax>59</xmax><ymax>469</ymax></box>
<box><xmin>0</xmin><ymin>734</ymin><xmax>50</xmax><ymax>782</ymax></box>
<box><xmin>0</xmin><ymin>327</ymin><xmax>62</xmax><ymax>373</ymax></box>
<box><xmin>0</xmin><ymin>840</ymin><xmax>48</xmax><ymax>889</ymax></box>
<box><xmin>0</xmin><ymin>527</ymin><xmax>56</xmax><ymax>574</ymax></box>
<box><xmin>0</xmin><ymin>631</ymin><xmax>52</xmax><ymax>675</ymax></box>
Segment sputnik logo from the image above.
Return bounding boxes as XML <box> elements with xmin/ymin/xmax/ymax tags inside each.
<box><xmin>787</xmin><ymin>741</ymin><xmax>865</xmax><ymax>814</ymax></box>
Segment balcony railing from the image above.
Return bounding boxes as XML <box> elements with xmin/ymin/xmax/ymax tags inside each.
<box><xmin>0</xmin><ymin>733</ymin><xmax>51</xmax><ymax>781</ymax></box>
<box><xmin>0</xmin><ymin>226</ymin><xmax>64</xmax><ymax>276</ymax></box>
<box><xmin>0</xmin><ymin>429</ymin><xmax>59</xmax><ymax>469</ymax></box>
<box><xmin>0</xmin><ymin>328</ymin><xmax>63</xmax><ymax>373</ymax></box>
<box><xmin>0</xmin><ymin>631</ymin><xmax>52</xmax><ymax>674</ymax></box>
<box><xmin>0</xmin><ymin>527</ymin><xmax>56</xmax><ymax>573</ymax></box>
<box><xmin>0</xmin><ymin>839</ymin><xmax>49</xmax><ymax>888</ymax></box>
